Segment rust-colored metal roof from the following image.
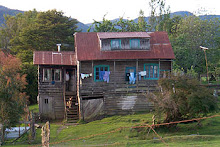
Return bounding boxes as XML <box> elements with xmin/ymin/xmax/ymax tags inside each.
<box><xmin>75</xmin><ymin>32</ymin><xmax>175</xmax><ymax>61</ymax></box>
<box><xmin>97</xmin><ymin>32</ymin><xmax>150</xmax><ymax>39</ymax></box>
<box><xmin>33</xmin><ymin>51</ymin><xmax>77</xmax><ymax>65</ymax></box>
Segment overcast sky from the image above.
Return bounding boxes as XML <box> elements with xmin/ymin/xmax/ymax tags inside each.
<box><xmin>0</xmin><ymin>0</ymin><xmax>219</xmax><ymax>24</ymax></box>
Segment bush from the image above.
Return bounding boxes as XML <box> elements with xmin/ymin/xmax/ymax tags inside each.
<box><xmin>148</xmin><ymin>74</ymin><xmax>219</xmax><ymax>123</ymax></box>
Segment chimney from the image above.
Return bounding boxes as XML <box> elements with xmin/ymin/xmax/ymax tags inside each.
<box><xmin>56</xmin><ymin>44</ymin><xmax>61</xmax><ymax>52</ymax></box>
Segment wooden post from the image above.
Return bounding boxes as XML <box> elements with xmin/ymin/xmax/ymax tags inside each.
<box><xmin>159</xmin><ymin>59</ymin><xmax>160</xmax><ymax>79</ymax></box>
<box><xmin>92</xmin><ymin>61</ymin><xmax>94</xmax><ymax>95</ymax></box>
<box><xmin>30</xmin><ymin>112</ymin><xmax>36</xmax><ymax>141</ymax></box>
<box><xmin>0</xmin><ymin>124</ymin><xmax>2</xmax><ymax>145</ymax></box>
<box><xmin>114</xmin><ymin>60</ymin><xmax>116</xmax><ymax>93</ymax></box>
<box><xmin>41</xmin><ymin>121</ymin><xmax>50</xmax><ymax>147</ymax></box>
<box><xmin>136</xmin><ymin>59</ymin><xmax>139</xmax><ymax>92</ymax></box>
<box><xmin>63</xmin><ymin>68</ymin><xmax>67</xmax><ymax>120</ymax></box>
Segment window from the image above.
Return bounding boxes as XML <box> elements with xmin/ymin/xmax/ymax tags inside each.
<box><xmin>52</xmin><ymin>69</ymin><xmax>61</xmax><ymax>81</ymax></box>
<box><xmin>111</xmin><ymin>39</ymin><xmax>121</xmax><ymax>49</ymax></box>
<box><xmin>43</xmin><ymin>68</ymin><xmax>51</xmax><ymax>81</ymax></box>
<box><xmin>45</xmin><ymin>98</ymin><xmax>48</xmax><ymax>104</ymax></box>
<box><xmin>43</xmin><ymin>68</ymin><xmax>61</xmax><ymax>82</ymax></box>
<box><xmin>94</xmin><ymin>65</ymin><xmax>109</xmax><ymax>82</ymax></box>
<box><xmin>130</xmin><ymin>39</ymin><xmax>140</xmax><ymax>49</ymax></box>
<box><xmin>144</xmin><ymin>64</ymin><xmax>159</xmax><ymax>80</ymax></box>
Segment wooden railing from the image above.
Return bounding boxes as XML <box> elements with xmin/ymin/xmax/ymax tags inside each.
<box><xmin>80</xmin><ymin>81</ymin><xmax>159</xmax><ymax>97</ymax></box>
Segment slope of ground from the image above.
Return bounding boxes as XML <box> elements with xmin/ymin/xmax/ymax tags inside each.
<box><xmin>4</xmin><ymin>108</ymin><xmax>220</xmax><ymax>147</ymax></box>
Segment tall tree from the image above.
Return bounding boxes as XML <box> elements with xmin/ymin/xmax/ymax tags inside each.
<box><xmin>170</xmin><ymin>16</ymin><xmax>220</xmax><ymax>76</ymax></box>
<box><xmin>0</xmin><ymin>10</ymin><xmax>79</xmax><ymax>104</ymax></box>
<box><xmin>88</xmin><ymin>13</ymin><xmax>149</xmax><ymax>32</ymax></box>
<box><xmin>0</xmin><ymin>51</ymin><xmax>28</xmax><ymax>142</ymax></box>
<box><xmin>149</xmin><ymin>0</ymin><xmax>170</xmax><ymax>31</ymax></box>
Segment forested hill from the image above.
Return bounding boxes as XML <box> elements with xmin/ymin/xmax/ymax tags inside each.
<box><xmin>1</xmin><ymin>5</ymin><xmax>220</xmax><ymax>32</ymax></box>
<box><xmin>0</xmin><ymin>5</ymin><xmax>24</xmax><ymax>25</ymax></box>
<box><xmin>0</xmin><ymin>5</ymin><xmax>89</xmax><ymax>32</ymax></box>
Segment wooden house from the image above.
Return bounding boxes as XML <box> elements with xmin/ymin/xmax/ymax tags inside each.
<box><xmin>33</xmin><ymin>32</ymin><xmax>175</xmax><ymax>122</ymax></box>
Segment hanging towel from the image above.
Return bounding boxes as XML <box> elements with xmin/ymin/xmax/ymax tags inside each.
<box><xmin>139</xmin><ymin>71</ymin><xmax>147</xmax><ymax>80</ymax></box>
<box><xmin>99</xmin><ymin>71</ymin><xmax>105</xmax><ymax>80</ymax></box>
<box><xmin>81</xmin><ymin>73</ymin><xmax>92</xmax><ymax>79</ymax></box>
<box><xmin>103</xmin><ymin>71</ymin><xmax>110</xmax><ymax>83</ymax></box>
<box><xmin>129</xmin><ymin>72</ymin><xmax>136</xmax><ymax>84</ymax></box>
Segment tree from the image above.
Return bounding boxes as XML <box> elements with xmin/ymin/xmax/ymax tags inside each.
<box><xmin>0</xmin><ymin>51</ymin><xmax>28</xmax><ymax>142</ymax></box>
<box><xmin>0</xmin><ymin>9</ymin><xmax>79</xmax><ymax>104</ymax></box>
<box><xmin>149</xmin><ymin>0</ymin><xmax>170</xmax><ymax>31</ymax></box>
<box><xmin>88</xmin><ymin>15</ymin><xmax>118</xmax><ymax>32</ymax></box>
<box><xmin>148</xmin><ymin>74</ymin><xmax>218</xmax><ymax>123</ymax></box>
<box><xmin>1</xmin><ymin>9</ymin><xmax>78</xmax><ymax>62</ymax></box>
<box><xmin>170</xmin><ymin>16</ymin><xmax>220</xmax><ymax>76</ymax></box>
<box><xmin>88</xmin><ymin>13</ymin><xmax>149</xmax><ymax>32</ymax></box>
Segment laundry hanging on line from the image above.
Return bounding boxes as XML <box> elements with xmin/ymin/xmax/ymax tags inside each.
<box><xmin>138</xmin><ymin>71</ymin><xmax>147</xmax><ymax>80</ymax></box>
<box><xmin>103</xmin><ymin>71</ymin><xmax>110</xmax><ymax>83</ymax></box>
<box><xmin>129</xmin><ymin>72</ymin><xmax>136</xmax><ymax>84</ymax></box>
<box><xmin>99</xmin><ymin>71</ymin><xmax>110</xmax><ymax>83</ymax></box>
<box><xmin>81</xmin><ymin>73</ymin><xmax>92</xmax><ymax>79</ymax></box>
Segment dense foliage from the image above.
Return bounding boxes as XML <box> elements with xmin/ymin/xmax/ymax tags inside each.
<box><xmin>0</xmin><ymin>51</ymin><xmax>28</xmax><ymax>141</ymax></box>
<box><xmin>0</xmin><ymin>9</ymin><xmax>78</xmax><ymax>104</ymax></box>
<box><xmin>149</xmin><ymin>74</ymin><xmax>219</xmax><ymax>123</ymax></box>
<box><xmin>88</xmin><ymin>10</ymin><xmax>149</xmax><ymax>32</ymax></box>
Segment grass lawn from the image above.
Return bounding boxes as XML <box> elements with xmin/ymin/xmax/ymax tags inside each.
<box><xmin>4</xmin><ymin>111</ymin><xmax>220</xmax><ymax>147</ymax></box>
<box><xmin>28</xmin><ymin>104</ymin><xmax>39</xmax><ymax>113</ymax></box>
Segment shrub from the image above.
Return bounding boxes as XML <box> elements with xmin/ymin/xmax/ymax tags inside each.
<box><xmin>148</xmin><ymin>74</ymin><xmax>219</xmax><ymax>123</ymax></box>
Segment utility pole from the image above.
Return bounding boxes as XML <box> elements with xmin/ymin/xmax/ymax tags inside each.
<box><xmin>200</xmin><ymin>46</ymin><xmax>209</xmax><ymax>83</ymax></box>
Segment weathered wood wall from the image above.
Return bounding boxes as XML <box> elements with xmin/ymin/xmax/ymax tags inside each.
<box><xmin>38</xmin><ymin>65</ymin><xmax>77</xmax><ymax>120</ymax></box>
<box><xmin>82</xmin><ymin>98</ymin><xmax>104</xmax><ymax>121</ymax></box>
<box><xmin>38</xmin><ymin>66</ymin><xmax>65</xmax><ymax>120</ymax></box>
<box><xmin>79</xmin><ymin>59</ymin><xmax>171</xmax><ymax>119</ymax></box>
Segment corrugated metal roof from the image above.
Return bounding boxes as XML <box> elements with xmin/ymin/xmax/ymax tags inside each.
<box><xmin>33</xmin><ymin>51</ymin><xmax>77</xmax><ymax>65</ymax></box>
<box><xmin>97</xmin><ymin>32</ymin><xmax>151</xmax><ymax>39</ymax></box>
<box><xmin>75</xmin><ymin>32</ymin><xmax>175</xmax><ymax>61</ymax></box>
<box><xmin>33</xmin><ymin>32</ymin><xmax>175</xmax><ymax>65</ymax></box>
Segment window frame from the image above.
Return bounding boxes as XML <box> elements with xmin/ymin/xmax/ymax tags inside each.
<box><xmin>43</xmin><ymin>68</ymin><xmax>62</xmax><ymax>82</ymax></box>
<box><xmin>94</xmin><ymin>65</ymin><xmax>110</xmax><ymax>82</ymax></box>
<box><xmin>144</xmin><ymin>63</ymin><xmax>159</xmax><ymax>80</ymax></box>
<box><xmin>130</xmin><ymin>39</ymin><xmax>140</xmax><ymax>49</ymax></box>
<box><xmin>52</xmin><ymin>69</ymin><xmax>62</xmax><ymax>82</ymax></box>
<box><xmin>43</xmin><ymin>68</ymin><xmax>51</xmax><ymax>82</ymax></box>
<box><xmin>111</xmin><ymin>39</ymin><xmax>121</xmax><ymax>49</ymax></box>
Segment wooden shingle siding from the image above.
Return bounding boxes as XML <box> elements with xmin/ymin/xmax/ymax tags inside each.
<box><xmin>38</xmin><ymin>65</ymin><xmax>65</xmax><ymax>120</ymax></box>
<box><xmin>79</xmin><ymin>59</ymin><xmax>171</xmax><ymax>118</ymax></box>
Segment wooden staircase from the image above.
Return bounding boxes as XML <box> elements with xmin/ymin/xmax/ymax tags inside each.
<box><xmin>65</xmin><ymin>91</ymin><xmax>78</xmax><ymax>123</ymax></box>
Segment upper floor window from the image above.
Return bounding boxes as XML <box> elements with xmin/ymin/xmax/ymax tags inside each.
<box><xmin>111</xmin><ymin>39</ymin><xmax>121</xmax><ymax>49</ymax></box>
<box><xmin>43</xmin><ymin>68</ymin><xmax>62</xmax><ymax>82</ymax></box>
<box><xmin>52</xmin><ymin>69</ymin><xmax>61</xmax><ymax>81</ymax></box>
<box><xmin>101</xmin><ymin>38</ymin><xmax>150</xmax><ymax>50</ymax></box>
<box><xmin>130</xmin><ymin>39</ymin><xmax>140</xmax><ymax>49</ymax></box>
<box><xmin>43</xmin><ymin>68</ymin><xmax>51</xmax><ymax>81</ymax></box>
<box><xmin>144</xmin><ymin>64</ymin><xmax>159</xmax><ymax>80</ymax></box>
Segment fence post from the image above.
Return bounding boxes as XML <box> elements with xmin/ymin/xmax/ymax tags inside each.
<box><xmin>41</xmin><ymin>121</ymin><xmax>50</xmax><ymax>147</ymax></box>
<box><xmin>0</xmin><ymin>124</ymin><xmax>2</xmax><ymax>146</ymax></box>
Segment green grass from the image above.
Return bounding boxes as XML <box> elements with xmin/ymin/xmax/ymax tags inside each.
<box><xmin>28</xmin><ymin>104</ymin><xmax>39</xmax><ymax>113</ymax></box>
<box><xmin>4</xmin><ymin>112</ymin><xmax>220</xmax><ymax>147</ymax></box>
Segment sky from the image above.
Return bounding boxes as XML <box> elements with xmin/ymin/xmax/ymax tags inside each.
<box><xmin>0</xmin><ymin>0</ymin><xmax>219</xmax><ymax>24</ymax></box>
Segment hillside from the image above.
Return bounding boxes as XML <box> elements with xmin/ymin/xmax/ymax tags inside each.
<box><xmin>4</xmin><ymin>109</ymin><xmax>220</xmax><ymax>146</ymax></box>
<box><xmin>0</xmin><ymin>5</ymin><xmax>24</xmax><ymax>26</ymax></box>
<box><xmin>1</xmin><ymin>5</ymin><xmax>220</xmax><ymax>32</ymax></box>
<box><xmin>0</xmin><ymin>5</ymin><xmax>89</xmax><ymax>32</ymax></box>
